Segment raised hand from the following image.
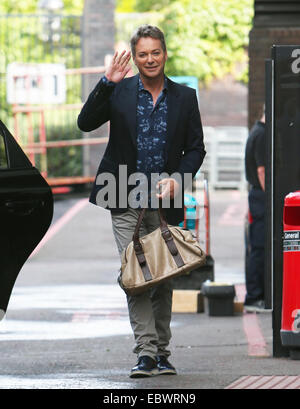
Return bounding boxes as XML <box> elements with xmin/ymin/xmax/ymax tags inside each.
<box><xmin>105</xmin><ymin>50</ymin><xmax>131</xmax><ymax>83</ymax></box>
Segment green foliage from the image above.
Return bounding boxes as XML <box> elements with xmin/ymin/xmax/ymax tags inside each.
<box><xmin>0</xmin><ymin>0</ymin><xmax>254</xmax><ymax>179</ymax></box>
<box><xmin>0</xmin><ymin>0</ymin><xmax>84</xmax><ymax>14</ymax></box>
<box><xmin>134</xmin><ymin>0</ymin><xmax>178</xmax><ymax>12</ymax></box>
<box><xmin>160</xmin><ymin>0</ymin><xmax>253</xmax><ymax>84</ymax></box>
<box><xmin>0</xmin><ymin>15</ymin><xmax>81</xmax><ymax>121</ymax></box>
<box><xmin>0</xmin><ymin>13</ymin><xmax>82</xmax><ymax>178</ymax></box>
<box><xmin>62</xmin><ymin>0</ymin><xmax>84</xmax><ymax>14</ymax></box>
<box><xmin>116</xmin><ymin>0</ymin><xmax>136</xmax><ymax>12</ymax></box>
<box><xmin>0</xmin><ymin>1</ymin><xmax>36</xmax><ymax>14</ymax></box>
<box><xmin>115</xmin><ymin>12</ymin><xmax>162</xmax><ymax>48</ymax></box>
<box><xmin>0</xmin><ymin>135</ymin><xmax>7</xmax><ymax>168</ymax></box>
<box><xmin>116</xmin><ymin>0</ymin><xmax>253</xmax><ymax>84</ymax></box>
<box><xmin>45</xmin><ymin>121</ymin><xmax>83</xmax><ymax>177</ymax></box>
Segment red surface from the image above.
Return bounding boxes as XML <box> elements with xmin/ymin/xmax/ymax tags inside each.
<box><xmin>281</xmin><ymin>251</ymin><xmax>300</xmax><ymax>331</ymax></box>
<box><xmin>281</xmin><ymin>191</ymin><xmax>300</xmax><ymax>332</ymax></box>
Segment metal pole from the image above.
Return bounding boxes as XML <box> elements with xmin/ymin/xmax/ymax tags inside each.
<box><xmin>264</xmin><ymin>58</ymin><xmax>273</xmax><ymax>310</ymax></box>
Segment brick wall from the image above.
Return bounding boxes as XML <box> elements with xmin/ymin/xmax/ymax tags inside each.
<box><xmin>248</xmin><ymin>0</ymin><xmax>300</xmax><ymax>129</ymax></box>
<box><xmin>199</xmin><ymin>76</ymin><xmax>247</xmax><ymax>127</ymax></box>
<box><xmin>249</xmin><ymin>27</ymin><xmax>300</xmax><ymax>129</ymax></box>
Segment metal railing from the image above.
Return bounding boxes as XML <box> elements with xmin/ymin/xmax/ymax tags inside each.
<box><xmin>0</xmin><ymin>14</ymin><xmax>248</xmax><ymax>192</ymax></box>
<box><xmin>0</xmin><ymin>14</ymin><xmax>82</xmax><ymax>188</ymax></box>
<box><xmin>201</xmin><ymin>126</ymin><xmax>248</xmax><ymax>190</ymax></box>
<box><xmin>11</xmin><ymin>65</ymin><xmax>107</xmax><ymax>187</ymax></box>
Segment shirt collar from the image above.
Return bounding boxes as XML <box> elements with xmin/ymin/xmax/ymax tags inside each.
<box><xmin>138</xmin><ymin>75</ymin><xmax>168</xmax><ymax>93</ymax></box>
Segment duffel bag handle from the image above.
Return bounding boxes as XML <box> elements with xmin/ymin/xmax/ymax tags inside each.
<box><xmin>132</xmin><ymin>204</ymin><xmax>184</xmax><ymax>281</ymax></box>
<box><xmin>132</xmin><ymin>201</ymin><xmax>168</xmax><ymax>244</ymax></box>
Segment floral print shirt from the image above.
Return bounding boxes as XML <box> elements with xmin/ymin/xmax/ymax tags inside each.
<box><xmin>136</xmin><ymin>76</ymin><xmax>168</xmax><ymax>207</ymax></box>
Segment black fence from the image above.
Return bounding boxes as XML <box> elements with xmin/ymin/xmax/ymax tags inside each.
<box><xmin>0</xmin><ymin>14</ymin><xmax>83</xmax><ymax>178</ymax></box>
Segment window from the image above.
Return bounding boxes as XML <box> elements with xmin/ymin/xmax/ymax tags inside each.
<box><xmin>0</xmin><ymin>134</ymin><xmax>8</xmax><ymax>169</ymax></box>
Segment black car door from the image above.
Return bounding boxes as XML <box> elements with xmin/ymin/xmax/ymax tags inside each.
<box><xmin>0</xmin><ymin>120</ymin><xmax>53</xmax><ymax>318</ymax></box>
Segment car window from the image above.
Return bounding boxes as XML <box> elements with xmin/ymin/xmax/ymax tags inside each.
<box><xmin>0</xmin><ymin>133</ymin><xmax>8</xmax><ymax>169</ymax></box>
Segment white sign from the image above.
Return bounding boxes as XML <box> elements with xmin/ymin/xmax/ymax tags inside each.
<box><xmin>6</xmin><ymin>62</ymin><xmax>66</xmax><ymax>104</ymax></box>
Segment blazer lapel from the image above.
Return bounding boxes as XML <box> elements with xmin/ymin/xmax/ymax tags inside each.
<box><xmin>166</xmin><ymin>78</ymin><xmax>181</xmax><ymax>154</ymax></box>
<box><xmin>124</xmin><ymin>74</ymin><xmax>139</xmax><ymax>148</ymax></box>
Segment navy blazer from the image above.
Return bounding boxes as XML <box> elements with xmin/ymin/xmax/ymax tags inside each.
<box><xmin>77</xmin><ymin>74</ymin><xmax>206</xmax><ymax>225</ymax></box>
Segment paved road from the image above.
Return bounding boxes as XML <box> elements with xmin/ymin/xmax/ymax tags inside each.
<box><xmin>2</xmin><ymin>189</ymin><xmax>299</xmax><ymax>390</ymax></box>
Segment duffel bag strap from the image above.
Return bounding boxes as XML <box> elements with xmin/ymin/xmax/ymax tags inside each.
<box><xmin>132</xmin><ymin>203</ymin><xmax>185</xmax><ymax>280</ymax></box>
<box><xmin>158</xmin><ymin>203</ymin><xmax>185</xmax><ymax>268</ymax></box>
<box><xmin>132</xmin><ymin>209</ymin><xmax>153</xmax><ymax>282</ymax></box>
<box><xmin>133</xmin><ymin>240</ymin><xmax>152</xmax><ymax>282</ymax></box>
<box><xmin>160</xmin><ymin>227</ymin><xmax>185</xmax><ymax>268</ymax></box>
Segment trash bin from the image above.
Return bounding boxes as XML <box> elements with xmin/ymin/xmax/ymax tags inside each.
<box><xmin>281</xmin><ymin>191</ymin><xmax>300</xmax><ymax>359</ymax></box>
<box><xmin>201</xmin><ymin>280</ymin><xmax>236</xmax><ymax>316</ymax></box>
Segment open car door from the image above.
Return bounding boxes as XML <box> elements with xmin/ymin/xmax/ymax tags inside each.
<box><xmin>0</xmin><ymin>120</ymin><xmax>53</xmax><ymax>318</ymax></box>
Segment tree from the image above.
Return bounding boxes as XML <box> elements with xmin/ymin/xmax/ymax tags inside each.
<box><xmin>134</xmin><ymin>0</ymin><xmax>177</xmax><ymax>12</ymax></box>
<box><xmin>160</xmin><ymin>0</ymin><xmax>253</xmax><ymax>84</ymax></box>
<box><xmin>117</xmin><ymin>0</ymin><xmax>136</xmax><ymax>12</ymax></box>
<box><xmin>117</xmin><ymin>0</ymin><xmax>253</xmax><ymax>84</ymax></box>
<box><xmin>0</xmin><ymin>4</ymin><xmax>83</xmax><ymax>177</ymax></box>
<box><xmin>0</xmin><ymin>0</ymin><xmax>84</xmax><ymax>15</ymax></box>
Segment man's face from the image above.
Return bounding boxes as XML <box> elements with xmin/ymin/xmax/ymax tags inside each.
<box><xmin>133</xmin><ymin>37</ymin><xmax>167</xmax><ymax>80</ymax></box>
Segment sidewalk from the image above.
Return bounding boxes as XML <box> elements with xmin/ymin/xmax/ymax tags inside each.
<box><xmin>1</xmin><ymin>195</ymin><xmax>300</xmax><ymax>390</ymax></box>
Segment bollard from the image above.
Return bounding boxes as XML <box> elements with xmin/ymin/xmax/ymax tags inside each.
<box><xmin>201</xmin><ymin>281</ymin><xmax>236</xmax><ymax>316</ymax></box>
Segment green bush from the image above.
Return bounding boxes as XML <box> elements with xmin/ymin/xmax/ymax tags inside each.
<box><xmin>161</xmin><ymin>0</ymin><xmax>253</xmax><ymax>84</ymax></box>
<box><xmin>0</xmin><ymin>14</ymin><xmax>82</xmax><ymax>179</ymax></box>
<box><xmin>45</xmin><ymin>124</ymin><xmax>83</xmax><ymax>178</ymax></box>
<box><xmin>117</xmin><ymin>0</ymin><xmax>254</xmax><ymax>85</ymax></box>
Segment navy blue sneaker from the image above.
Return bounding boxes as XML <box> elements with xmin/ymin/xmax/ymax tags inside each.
<box><xmin>130</xmin><ymin>356</ymin><xmax>158</xmax><ymax>378</ymax></box>
<box><xmin>156</xmin><ymin>355</ymin><xmax>177</xmax><ymax>375</ymax></box>
<box><xmin>244</xmin><ymin>299</ymin><xmax>272</xmax><ymax>313</ymax></box>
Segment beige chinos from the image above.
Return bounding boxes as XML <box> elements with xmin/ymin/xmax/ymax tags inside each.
<box><xmin>111</xmin><ymin>207</ymin><xmax>173</xmax><ymax>360</ymax></box>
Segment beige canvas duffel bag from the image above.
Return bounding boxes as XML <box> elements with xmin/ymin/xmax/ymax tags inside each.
<box><xmin>118</xmin><ymin>205</ymin><xmax>206</xmax><ymax>295</ymax></box>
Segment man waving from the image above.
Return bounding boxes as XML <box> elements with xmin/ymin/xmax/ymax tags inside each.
<box><xmin>78</xmin><ymin>25</ymin><xmax>206</xmax><ymax>378</ymax></box>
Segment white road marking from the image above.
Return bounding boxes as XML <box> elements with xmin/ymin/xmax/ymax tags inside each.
<box><xmin>0</xmin><ymin>318</ymin><xmax>132</xmax><ymax>341</ymax></box>
<box><xmin>7</xmin><ymin>284</ymin><xmax>127</xmax><ymax>310</ymax></box>
<box><xmin>0</xmin><ymin>374</ymin><xmax>132</xmax><ymax>389</ymax></box>
<box><xmin>0</xmin><ymin>284</ymin><xmax>132</xmax><ymax>341</ymax></box>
